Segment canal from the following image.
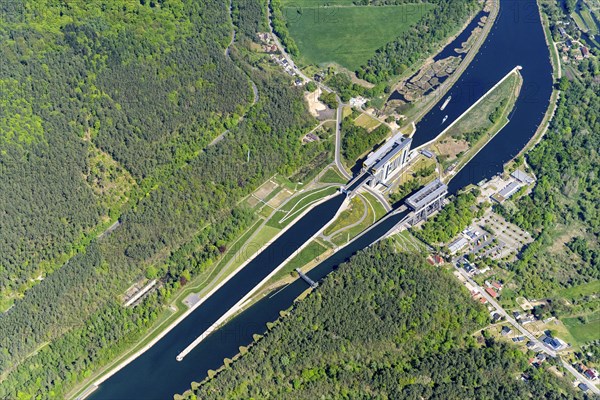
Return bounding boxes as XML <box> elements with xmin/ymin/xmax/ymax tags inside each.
<box><xmin>91</xmin><ymin>0</ymin><xmax>553</xmax><ymax>398</ymax></box>
<box><xmin>413</xmin><ymin>0</ymin><xmax>553</xmax><ymax>192</ymax></box>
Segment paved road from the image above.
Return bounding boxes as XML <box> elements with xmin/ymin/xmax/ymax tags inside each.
<box><xmin>456</xmin><ymin>266</ymin><xmax>556</xmax><ymax>355</ymax></box>
<box><xmin>562</xmin><ymin>361</ymin><xmax>600</xmax><ymax>395</ymax></box>
<box><xmin>266</xmin><ymin>3</ymin><xmax>309</xmax><ymax>83</ymax></box>
<box><xmin>455</xmin><ymin>266</ymin><xmax>600</xmax><ymax>395</ymax></box>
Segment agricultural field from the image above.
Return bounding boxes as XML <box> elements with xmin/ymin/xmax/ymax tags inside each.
<box><xmin>563</xmin><ymin>312</ymin><xmax>600</xmax><ymax>345</ymax></box>
<box><xmin>573</xmin><ymin>0</ymin><xmax>599</xmax><ymax>34</ymax></box>
<box><xmin>282</xmin><ymin>2</ymin><xmax>434</xmax><ymax>70</ymax></box>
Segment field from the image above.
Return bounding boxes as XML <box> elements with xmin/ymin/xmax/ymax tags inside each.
<box><xmin>563</xmin><ymin>312</ymin><xmax>600</xmax><ymax>345</ymax></box>
<box><xmin>354</xmin><ymin>113</ymin><xmax>381</xmax><ymax>131</ymax></box>
<box><xmin>282</xmin><ymin>3</ymin><xmax>434</xmax><ymax>70</ymax></box>
<box><xmin>557</xmin><ymin>280</ymin><xmax>600</xmax><ymax>301</ymax></box>
<box><xmin>579</xmin><ymin>8</ymin><xmax>599</xmax><ymax>34</ymax></box>
<box><xmin>571</xmin><ymin>11</ymin><xmax>589</xmax><ymax>32</ymax></box>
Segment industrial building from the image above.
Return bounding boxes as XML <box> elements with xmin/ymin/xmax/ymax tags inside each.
<box><xmin>403</xmin><ymin>179</ymin><xmax>448</xmax><ymax>226</ymax></box>
<box><xmin>363</xmin><ymin>132</ymin><xmax>412</xmax><ymax>188</ymax></box>
<box><xmin>405</xmin><ymin>179</ymin><xmax>447</xmax><ymax>212</ymax></box>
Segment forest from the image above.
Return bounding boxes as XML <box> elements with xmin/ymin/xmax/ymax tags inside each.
<box><xmin>341</xmin><ymin>118</ymin><xmax>389</xmax><ymax>165</ymax></box>
<box><xmin>496</xmin><ymin>52</ymin><xmax>599</xmax><ymax>298</ymax></box>
<box><xmin>356</xmin><ymin>0</ymin><xmax>479</xmax><ymax>83</ymax></box>
<box><xmin>0</xmin><ymin>0</ymin><xmax>248</xmax><ymax>302</ymax></box>
<box><xmin>0</xmin><ymin>0</ymin><xmax>332</xmax><ymax>397</ymax></box>
<box><xmin>414</xmin><ymin>190</ymin><xmax>482</xmax><ymax>246</ymax></box>
<box><xmin>186</xmin><ymin>242</ymin><xmax>581</xmax><ymax>399</ymax></box>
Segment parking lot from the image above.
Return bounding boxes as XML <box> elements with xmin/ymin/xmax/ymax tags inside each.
<box><xmin>478</xmin><ymin>211</ymin><xmax>533</xmax><ymax>259</ymax></box>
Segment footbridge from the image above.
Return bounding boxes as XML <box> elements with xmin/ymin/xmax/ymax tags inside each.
<box><xmin>296</xmin><ymin>268</ymin><xmax>318</xmax><ymax>289</ymax></box>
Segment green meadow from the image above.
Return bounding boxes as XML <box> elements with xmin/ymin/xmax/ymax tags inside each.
<box><xmin>282</xmin><ymin>3</ymin><xmax>434</xmax><ymax>70</ymax></box>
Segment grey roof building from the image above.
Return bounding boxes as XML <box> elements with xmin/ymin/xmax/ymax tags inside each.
<box><xmin>363</xmin><ymin>133</ymin><xmax>412</xmax><ymax>188</ymax></box>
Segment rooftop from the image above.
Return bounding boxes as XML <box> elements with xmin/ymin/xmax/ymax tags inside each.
<box><xmin>511</xmin><ymin>169</ymin><xmax>534</xmax><ymax>184</ymax></box>
<box><xmin>371</xmin><ymin>137</ymin><xmax>412</xmax><ymax>173</ymax></box>
<box><xmin>405</xmin><ymin>179</ymin><xmax>448</xmax><ymax>211</ymax></box>
<box><xmin>498</xmin><ymin>181</ymin><xmax>521</xmax><ymax>199</ymax></box>
<box><xmin>363</xmin><ymin>131</ymin><xmax>409</xmax><ymax>169</ymax></box>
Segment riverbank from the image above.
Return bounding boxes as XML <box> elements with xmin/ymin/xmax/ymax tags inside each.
<box><xmin>433</xmin><ymin>68</ymin><xmax>523</xmax><ymax>180</ymax></box>
<box><xmin>402</xmin><ymin>0</ymin><xmax>499</xmax><ymax>124</ymax></box>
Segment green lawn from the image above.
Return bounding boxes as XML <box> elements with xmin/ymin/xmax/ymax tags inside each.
<box><xmin>331</xmin><ymin>197</ymin><xmax>375</xmax><ymax>246</ymax></box>
<box><xmin>267</xmin><ymin>186</ymin><xmax>339</xmax><ymax>229</ymax></box>
<box><xmin>269</xmin><ymin>240</ymin><xmax>328</xmax><ymax>283</ymax></box>
<box><xmin>563</xmin><ymin>312</ymin><xmax>600</xmax><ymax>345</ymax></box>
<box><xmin>361</xmin><ymin>191</ymin><xmax>388</xmax><ymax>221</ymax></box>
<box><xmin>323</xmin><ymin>196</ymin><xmax>365</xmax><ymax>236</ymax></box>
<box><xmin>319</xmin><ymin>167</ymin><xmax>347</xmax><ymax>184</ymax></box>
<box><xmin>557</xmin><ymin>280</ymin><xmax>600</xmax><ymax>301</ymax></box>
<box><xmin>283</xmin><ymin>3</ymin><xmax>434</xmax><ymax>70</ymax></box>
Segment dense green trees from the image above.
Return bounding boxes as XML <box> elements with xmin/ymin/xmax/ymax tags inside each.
<box><xmin>341</xmin><ymin>119</ymin><xmax>389</xmax><ymax>164</ymax></box>
<box><xmin>0</xmin><ymin>0</ymin><xmax>332</xmax><ymax>397</ymax></box>
<box><xmin>415</xmin><ymin>191</ymin><xmax>480</xmax><ymax>245</ymax></box>
<box><xmin>0</xmin><ymin>0</ymin><xmax>249</xmax><ymax>300</ymax></box>
<box><xmin>270</xmin><ymin>0</ymin><xmax>299</xmax><ymax>56</ymax></box>
<box><xmin>186</xmin><ymin>242</ymin><xmax>580</xmax><ymax>399</ymax></box>
<box><xmin>357</xmin><ymin>0</ymin><xmax>479</xmax><ymax>83</ymax></box>
<box><xmin>496</xmin><ymin>56</ymin><xmax>599</xmax><ymax>297</ymax></box>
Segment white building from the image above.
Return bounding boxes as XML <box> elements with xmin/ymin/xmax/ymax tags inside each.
<box><xmin>363</xmin><ymin>133</ymin><xmax>412</xmax><ymax>188</ymax></box>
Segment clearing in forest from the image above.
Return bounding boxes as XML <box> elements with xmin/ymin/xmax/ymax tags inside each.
<box><xmin>282</xmin><ymin>2</ymin><xmax>434</xmax><ymax>70</ymax></box>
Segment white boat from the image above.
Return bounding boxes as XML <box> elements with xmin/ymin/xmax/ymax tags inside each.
<box><xmin>442</xmin><ymin>115</ymin><xmax>448</xmax><ymax>124</ymax></box>
<box><xmin>440</xmin><ymin>95</ymin><xmax>452</xmax><ymax>111</ymax></box>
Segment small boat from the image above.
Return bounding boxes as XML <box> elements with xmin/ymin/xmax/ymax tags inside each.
<box><xmin>440</xmin><ymin>95</ymin><xmax>452</xmax><ymax>111</ymax></box>
<box><xmin>442</xmin><ymin>115</ymin><xmax>448</xmax><ymax>124</ymax></box>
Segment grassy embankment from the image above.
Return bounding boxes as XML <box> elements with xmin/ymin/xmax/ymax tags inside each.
<box><xmin>430</xmin><ymin>70</ymin><xmax>522</xmax><ymax>177</ymax></box>
<box><xmin>68</xmin><ymin>176</ymin><xmax>340</xmax><ymax>399</ymax></box>
<box><xmin>555</xmin><ymin>280</ymin><xmax>600</xmax><ymax>346</ymax></box>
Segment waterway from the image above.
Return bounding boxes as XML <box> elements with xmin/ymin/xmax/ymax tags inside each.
<box><xmin>91</xmin><ymin>0</ymin><xmax>553</xmax><ymax>398</ymax></box>
<box><xmin>413</xmin><ymin>0</ymin><xmax>553</xmax><ymax>192</ymax></box>
<box><xmin>89</xmin><ymin>194</ymin><xmax>346</xmax><ymax>399</ymax></box>
<box><xmin>387</xmin><ymin>8</ymin><xmax>489</xmax><ymax>102</ymax></box>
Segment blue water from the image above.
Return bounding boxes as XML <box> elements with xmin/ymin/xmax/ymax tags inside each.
<box><xmin>388</xmin><ymin>9</ymin><xmax>489</xmax><ymax>101</ymax></box>
<box><xmin>91</xmin><ymin>0</ymin><xmax>553</xmax><ymax>398</ymax></box>
<box><xmin>413</xmin><ymin>0</ymin><xmax>553</xmax><ymax>192</ymax></box>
